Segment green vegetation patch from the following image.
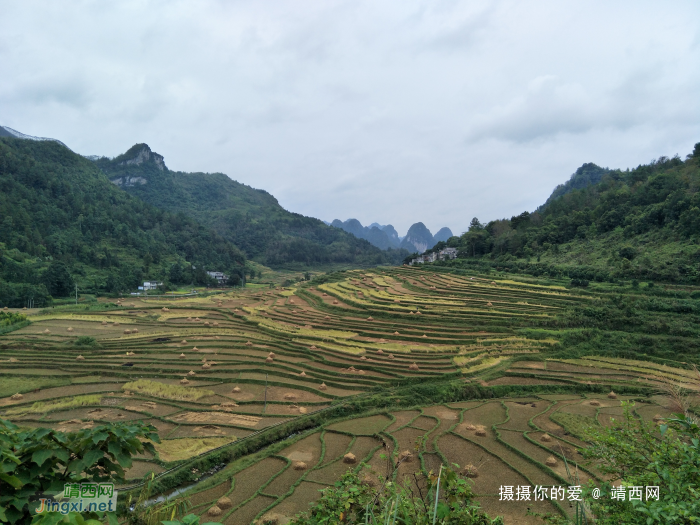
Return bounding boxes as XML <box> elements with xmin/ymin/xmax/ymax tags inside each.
<box><xmin>121</xmin><ymin>379</ymin><xmax>215</xmax><ymax>401</ymax></box>
<box><xmin>5</xmin><ymin>394</ymin><xmax>102</xmax><ymax>415</ymax></box>
<box><xmin>154</xmin><ymin>437</ymin><xmax>236</xmax><ymax>463</ymax></box>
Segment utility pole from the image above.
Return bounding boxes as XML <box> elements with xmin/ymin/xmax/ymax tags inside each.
<box><xmin>75</xmin><ymin>283</ymin><xmax>78</xmax><ymax>305</ymax></box>
<box><xmin>263</xmin><ymin>373</ymin><xmax>268</xmax><ymax>414</ymax></box>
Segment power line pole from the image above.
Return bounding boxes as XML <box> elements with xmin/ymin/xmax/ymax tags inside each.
<box><xmin>263</xmin><ymin>373</ymin><xmax>268</xmax><ymax>414</ymax></box>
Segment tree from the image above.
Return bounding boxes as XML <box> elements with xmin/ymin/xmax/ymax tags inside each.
<box><xmin>468</xmin><ymin>218</ymin><xmax>483</xmax><ymax>231</ymax></box>
<box><xmin>0</xmin><ymin>419</ymin><xmax>159</xmax><ymax>525</ymax></box>
<box><xmin>42</xmin><ymin>262</ymin><xmax>74</xmax><ymax>298</ymax></box>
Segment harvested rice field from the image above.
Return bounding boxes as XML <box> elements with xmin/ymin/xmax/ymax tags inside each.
<box><xmin>2</xmin><ymin>267</ymin><xmax>698</xmax><ymax>523</ymax></box>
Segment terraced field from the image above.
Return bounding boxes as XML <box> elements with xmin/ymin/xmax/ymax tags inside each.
<box><xmin>1</xmin><ymin>267</ymin><xmax>696</xmax><ymax>524</ymax></box>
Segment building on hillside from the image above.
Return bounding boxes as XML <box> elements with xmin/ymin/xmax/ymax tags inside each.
<box><xmin>408</xmin><ymin>247</ymin><xmax>458</xmax><ymax>265</ymax></box>
<box><xmin>206</xmin><ymin>271</ymin><xmax>228</xmax><ymax>284</ymax></box>
<box><xmin>140</xmin><ymin>281</ymin><xmax>163</xmax><ymax>291</ymax></box>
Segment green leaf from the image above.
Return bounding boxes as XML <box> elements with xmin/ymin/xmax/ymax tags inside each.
<box><xmin>0</xmin><ymin>472</ymin><xmax>23</xmax><ymax>489</ymax></box>
<box><xmin>31</xmin><ymin>449</ymin><xmax>54</xmax><ymax>467</ymax></box>
<box><xmin>81</xmin><ymin>449</ymin><xmax>104</xmax><ymax>468</ymax></box>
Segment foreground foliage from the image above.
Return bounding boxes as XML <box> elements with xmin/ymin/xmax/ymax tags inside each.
<box><xmin>0</xmin><ymin>419</ymin><xmax>159</xmax><ymax>525</ymax></box>
<box><xmin>289</xmin><ymin>468</ymin><xmax>503</xmax><ymax>525</ymax></box>
<box><xmin>580</xmin><ymin>403</ymin><xmax>700</xmax><ymax>524</ymax></box>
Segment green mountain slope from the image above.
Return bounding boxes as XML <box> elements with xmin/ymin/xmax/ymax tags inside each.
<box><xmin>95</xmin><ymin>144</ymin><xmax>406</xmax><ymax>267</ymax></box>
<box><xmin>438</xmin><ymin>144</ymin><xmax>700</xmax><ymax>284</ymax></box>
<box><xmin>0</xmin><ymin>138</ymin><xmax>245</xmax><ymax>306</ymax></box>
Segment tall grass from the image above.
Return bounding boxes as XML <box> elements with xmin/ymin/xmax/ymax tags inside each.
<box><xmin>122</xmin><ymin>379</ymin><xmax>214</xmax><ymax>401</ymax></box>
<box><xmin>6</xmin><ymin>394</ymin><xmax>102</xmax><ymax>415</ymax></box>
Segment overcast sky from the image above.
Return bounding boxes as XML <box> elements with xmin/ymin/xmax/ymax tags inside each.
<box><xmin>2</xmin><ymin>1</ymin><xmax>699</xmax><ymax>236</ymax></box>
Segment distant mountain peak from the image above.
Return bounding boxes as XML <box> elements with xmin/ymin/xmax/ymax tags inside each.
<box><xmin>116</xmin><ymin>143</ymin><xmax>167</xmax><ymax>171</ymax></box>
<box><xmin>0</xmin><ymin>125</ymin><xmax>70</xmax><ymax>150</ymax></box>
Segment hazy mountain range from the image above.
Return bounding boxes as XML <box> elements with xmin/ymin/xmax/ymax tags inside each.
<box><xmin>330</xmin><ymin>219</ymin><xmax>454</xmax><ymax>253</ymax></box>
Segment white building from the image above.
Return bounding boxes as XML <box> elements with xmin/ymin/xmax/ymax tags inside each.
<box><xmin>141</xmin><ymin>281</ymin><xmax>162</xmax><ymax>291</ymax></box>
<box><xmin>206</xmin><ymin>271</ymin><xmax>228</xmax><ymax>284</ymax></box>
<box><xmin>409</xmin><ymin>247</ymin><xmax>458</xmax><ymax>265</ymax></box>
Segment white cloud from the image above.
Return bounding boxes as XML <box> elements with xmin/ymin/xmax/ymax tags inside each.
<box><xmin>1</xmin><ymin>0</ymin><xmax>699</xmax><ymax>235</ymax></box>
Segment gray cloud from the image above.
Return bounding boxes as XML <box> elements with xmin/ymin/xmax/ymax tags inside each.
<box><xmin>1</xmin><ymin>0</ymin><xmax>699</xmax><ymax>235</ymax></box>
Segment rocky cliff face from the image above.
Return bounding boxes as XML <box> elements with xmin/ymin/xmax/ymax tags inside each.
<box><xmin>400</xmin><ymin>222</ymin><xmax>435</xmax><ymax>253</ymax></box>
<box><xmin>118</xmin><ymin>144</ymin><xmax>166</xmax><ymax>171</ymax></box>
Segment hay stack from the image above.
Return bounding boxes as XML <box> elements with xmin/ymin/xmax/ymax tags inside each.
<box><xmin>187</xmin><ymin>317</ymin><xmax>192</xmax><ymax>321</ymax></box>
<box><xmin>652</xmin><ymin>414</ymin><xmax>664</xmax><ymax>422</ymax></box>
<box><xmin>179</xmin><ymin>353</ymin><xmax>186</xmax><ymax>359</ymax></box>
<box><xmin>461</xmin><ymin>464</ymin><xmax>479</xmax><ymax>478</ymax></box>
<box><xmin>187</xmin><ymin>370</ymin><xmax>196</xmax><ymax>377</ymax></box>
<box><xmin>124</xmin><ymin>329</ymin><xmax>131</xmax><ymax>334</ymax></box>
<box><xmin>217</xmin><ymin>497</ymin><xmax>232</xmax><ymax>509</ymax></box>
<box><xmin>319</xmin><ymin>383</ymin><xmax>327</xmax><ymax>391</ymax></box>
<box><xmin>113</xmin><ymin>322</ymin><xmax>120</xmax><ymax>326</ymax></box>
<box><xmin>398</xmin><ymin>450</ymin><xmax>413</xmax><ymax>463</ymax></box>
<box><xmin>67</xmin><ymin>327</ymin><xmax>74</xmax><ymax>332</ymax></box>
<box><xmin>181</xmin><ymin>339</ymin><xmax>187</xmax><ymax>343</ymax></box>
<box><xmin>246</xmin><ymin>341</ymin><xmax>253</xmax><ymax>346</ymax></box>
<box><xmin>366</xmin><ymin>316</ymin><xmax>373</xmax><ymax>321</ymax></box>
<box><xmin>202</xmin><ymin>363</ymin><xmax>211</xmax><ymax>370</ymax></box>
<box><xmin>377</xmin><ymin>349</ymin><xmax>384</xmax><ymax>354</ymax></box>
<box><xmin>268</xmin><ymin>352</ymin><xmax>276</xmax><ymax>358</ymax></box>
<box><xmin>9</xmin><ymin>357</ymin><xmax>18</xmax><ymax>363</ymax></box>
<box><xmin>486</xmin><ymin>302</ymin><xmax>493</xmax><ymax>307</ymax></box>
<box><xmin>10</xmin><ymin>393</ymin><xmax>23</xmax><ymax>401</ymax></box>
<box><xmin>333</xmin><ymin>300</ymin><xmax>339</xmax><ymax>304</ymax></box>
<box><xmin>195</xmin><ymin>317</ymin><xmax>201</xmax><ymax>322</ymax></box>
<box><xmin>464</xmin><ymin>423</ymin><xmax>476</xmax><ymax>431</ymax></box>
<box><xmin>266</xmin><ymin>356</ymin><xmax>274</xmax><ymax>363</ymax></box>
<box><xmin>409</xmin><ymin>362</ymin><xmax>419</xmax><ymax>371</ymax></box>
<box><xmin>343</xmin><ymin>453</ymin><xmax>357</xmax><ymax>464</ymax></box>
<box><xmin>475</xmin><ymin>425</ymin><xmax>487</xmax><ymax>436</ymax></box>
<box><xmin>2</xmin><ymin>306</ymin><xmax>7</xmax><ymax>310</ymax></box>
<box><xmin>394</xmin><ymin>331</ymin><xmax>400</xmax><ymax>335</ymax></box>
<box><xmin>299</xmin><ymin>371</ymin><xmax>307</xmax><ymax>377</ymax></box>
<box><xmin>421</xmin><ymin>334</ymin><xmax>427</xmax><ymax>338</ymax></box>
<box><xmin>132</xmin><ymin>328</ymin><xmax>139</xmax><ymax>333</ymax></box>
<box><xmin>232</xmin><ymin>386</ymin><xmax>241</xmax><ymax>393</ymax></box>
<box><xmin>162</xmin><ymin>307</ymin><xmax>169</xmax><ymax>312</ymax></box>
<box><xmin>388</xmin><ymin>354</ymin><xmax>395</xmax><ymax>359</ymax></box>
<box><xmin>76</xmin><ymin>355</ymin><xmax>85</xmax><ymax>361</ymax></box>
<box><xmin>545</xmin><ymin>456</ymin><xmax>558</xmax><ymax>467</ymax></box>
<box><xmin>608</xmin><ymin>391</ymin><xmax>618</xmax><ymax>399</ymax></box>
<box><xmin>213</xmin><ymin>322</ymin><xmax>219</xmax><ymax>326</ymax></box>
<box><xmin>180</xmin><ymin>378</ymin><xmax>190</xmax><ymax>385</ymax></box>
<box><xmin>324</xmin><ymin>315</ymin><xmax>330</xmax><ymax>319</ymax></box>
<box><xmin>284</xmin><ymin>393</ymin><xmax>297</xmax><ymax>400</ymax></box>
<box><xmin>207</xmin><ymin>506</ymin><xmax>222</xmax><ymax>517</ymax></box>
<box><xmin>102</xmin><ymin>321</ymin><xmax>107</xmax><ymax>325</ymax></box>
<box><xmin>309</xmin><ymin>345</ymin><xmax>317</xmax><ymax>350</ymax></box>
<box><xmin>360</xmin><ymin>356</ymin><xmax>367</xmax><ymax>360</ymax></box>
<box><xmin>540</xmin><ymin>433</ymin><xmax>552</xmax><ymax>443</ymax></box>
<box><xmin>298</xmin><ymin>406</ymin><xmax>308</xmax><ymax>414</ymax></box>
<box><xmin>126</xmin><ymin>352</ymin><xmax>135</xmax><ymax>356</ymax></box>
<box><xmin>293</xmin><ymin>461</ymin><xmax>308</xmax><ymax>471</ymax></box>
<box><xmin>193</xmin><ymin>347</ymin><xmax>199</xmax><ymax>352</ymax></box>
<box><xmin>415</xmin><ymin>311</ymin><xmax>421</xmax><ymax>315</ymax></box>
<box><xmin>43</xmin><ymin>329</ymin><xmax>50</xmax><ymax>334</ymax></box>
<box><xmin>590</xmin><ymin>400</ymin><xmax>601</xmax><ymax>406</ymax></box>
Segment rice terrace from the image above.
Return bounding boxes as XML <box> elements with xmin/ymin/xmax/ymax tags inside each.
<box><xmin>2</xmin><ymin>265</ymin><xmax>698</xmax><ymax>524</ymax></box>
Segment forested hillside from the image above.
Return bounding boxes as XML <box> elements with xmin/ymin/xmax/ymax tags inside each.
<box><xmin>95</xmin><ymin>145</ymin><xmax>406</xmax><ymax>267</ymax></box>
<box><xmin>440</xmin><ymin>143</ymin><xmax>700</xmax><ymax>284</ymax></box>
<box><xmin>0</xmin><ymin>138</ymin><xmax>245</xmax><ymax>306</ymax></box>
